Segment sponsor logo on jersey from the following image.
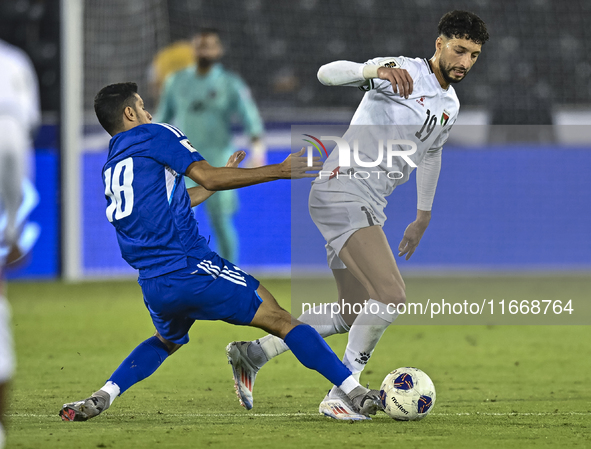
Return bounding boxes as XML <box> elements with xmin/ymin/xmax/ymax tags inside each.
<box><xmin>180</xmin><ymin>138</ymin><xmax>198</xmax><ymax>153</ymax></box>
<box><xmin>416</xmin><ymin>96</ymin><xmax>425</xmax><ymax>107</ymax></box>
<box><xmin>191</xmin><ymin>100</ymin><xmax>205</xmax><ymax>112</ymax></box>
<box><xmin>441</xmin><ymin>110</ymin><xmax>450</xmax><ymax>126</ymax></box>
<box><xmin>381</xmin><ymin>59</ymin><xmax>399</xmax><ymax>69</ymax></box>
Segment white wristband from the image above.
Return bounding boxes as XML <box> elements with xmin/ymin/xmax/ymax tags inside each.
<box><xmin>362</xmin><ymin>65</ymin><xmax>379</xmax><ymax>80</ymax></box>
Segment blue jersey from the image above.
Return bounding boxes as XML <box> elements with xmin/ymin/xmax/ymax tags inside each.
<box><xmin>103</xmin><ymin>123</ymin><xmax>212</xmax><ymax>279</ymax></box>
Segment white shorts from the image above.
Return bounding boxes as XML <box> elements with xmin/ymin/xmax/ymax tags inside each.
<box><xmin>309</xmin><ymin>178</ymin><xmax>387</xmax><ymax>270</ymax></box>
<box><xmin>0</xmin><ymin>296</ymin><xmax>15</xmax><ymax>383</ymax></box>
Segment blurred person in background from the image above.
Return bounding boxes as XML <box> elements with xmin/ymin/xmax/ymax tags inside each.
<box><xmin>148</xmin><ymin>40</ymin><xmax>194</xmax><ymax>107</ymax></box>
<box><xmin>0</xmin><ymin>38</ymin><xmax>40</xmax><ymax>448</ymax></box>
<box><xmin>154</xmin><ymin>28</ymin><xmax>265</xmax><ymax>264</ymax></box>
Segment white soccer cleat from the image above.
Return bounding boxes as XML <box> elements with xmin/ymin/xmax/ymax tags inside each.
<box><xmin>348</xmin><ymin>386</ymin><xmax>383</xmax><ymax>417</ymax></box>
<box><xmin>318</xmin><ymin>387</ymin><xmax>372</xmax><ymax>421</ymax></box>
<box><xmin>226</xmin><ymin>341</ymin><xmax>258</xmax><ymax>410</ymax></box>
<box><xmin>59</xmin><ymin>390</ymin><xmax>110</xmax><ymax>422</ymax></box>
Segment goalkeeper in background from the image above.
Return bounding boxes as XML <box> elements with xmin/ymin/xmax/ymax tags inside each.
<box><xmin>154</xmin><ymin>28</ymin><xmax>265</xmax><ymax>264</ymax></box>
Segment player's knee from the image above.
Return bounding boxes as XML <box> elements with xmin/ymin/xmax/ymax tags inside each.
<box><xmin>250</xmin><ymin>300</ymin><xmax>294</xmax><ymax>338</ymax></box>
<box><xmin>265</xmin><ymin>310</ymin><xmax>296</xmax><ymax>338</ymax></box>
<box><xmin>391</xmin><ymin>285</ymin><xmax>407</xmax><ymax>306</ymax></box>
<box><xmin>165</xmin><ymin>342</ymin><xmax>183</xmax><ymax>355</ymax></box>
<box><xmin>374</xmin><ymin>293</ymin><xmax>406</xmax><ymax>307</ymax></box>
<box><xmin>269</xmin><ymin>311</ymin><xmax>295</xmax><ymax>337</ymax></box>
<box><xmin>154</xmin><ymin>332</ymin><xmax>183</xmax><ymax>355</ymax></box>
<box><xmin>374</xmin><ymin>283</ymin><xmax>406</xmax><ymax>306</ymax></box>
<box><xmin>390</xmin><ymin>291</ymin><xmax>406</xmax><ymax>306</ymax></box>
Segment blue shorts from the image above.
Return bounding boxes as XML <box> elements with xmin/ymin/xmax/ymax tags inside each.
<box><xmin>138</xmin><ymin>253</ymin><xmax>262</xmax><ymax>345</ymax></box>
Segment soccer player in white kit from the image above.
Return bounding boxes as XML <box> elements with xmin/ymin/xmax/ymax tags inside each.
<box><xmin>227</xmin><ymin>10</ymin><xmax>489</xmax><ymax>420</ymax></box>
<box><xmin>0</xmin><ymin>39</ymin><xmax>40</xmax><ymax>445</ymax></box>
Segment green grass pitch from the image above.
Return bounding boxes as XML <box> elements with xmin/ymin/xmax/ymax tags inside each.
<box><xmin>4</xmin><ymin>276</ymin><xmax>591</xmax><ymax>448</ymax></box>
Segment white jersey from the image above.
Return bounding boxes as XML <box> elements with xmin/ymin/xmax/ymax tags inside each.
<box><xmin>316</xmin><ymin>56</ymin><xmax>459</xmax><ymax>203</ymax></box>
<box><xmin>0</xmin><ymin>39</ymin><xmax>40</xmax><ymax>133</ymax></box>
<box><xmin>0</xmin><ymin>40</ymin><xmax>40</xmax><ymax>259</ymax></box>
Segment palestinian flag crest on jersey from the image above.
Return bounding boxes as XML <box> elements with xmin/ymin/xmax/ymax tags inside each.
<box><xmin>440</xmin><ymin>110</ymin><xmax>450</xmax><ymax>126</ymax></box>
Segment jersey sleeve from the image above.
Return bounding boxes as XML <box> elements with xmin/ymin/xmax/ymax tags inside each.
<box><xmin>148</xmin><ymin>123</ymin><xmax>205</xmax><ymax>174</ymax></box>
<box><xmin>416</xmin><ymin>148</ymin><xmax>441</xmax><ymax>211</ymax></box>
<box><xmin>20</xmin><ymin>53</ymin><xmax>40</xmax><ymax>134</ymax></box>
<box><xmin>429</xmin><ymin>117</ymin><xmax>456</xmax><ymax>152</ymax></box>
<box><xmin>317</xmin><ymin>60</ymin><xmax>367</xmax><ymax>87</ymax></box>
<box><xmin>5</xmin><ymin>47</ymin><xmax>40</xmax><ymax>134</ymax></box>
<box><xmin>415</xmin><ymin>116</ymin><xmax>457</xmax><ymax>211</ymax></box>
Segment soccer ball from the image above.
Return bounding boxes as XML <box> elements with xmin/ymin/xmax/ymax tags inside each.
<box><xmin>380</xmin><ymin>367</ymin><xmax>436</xmax><ymax>421</ymax></box>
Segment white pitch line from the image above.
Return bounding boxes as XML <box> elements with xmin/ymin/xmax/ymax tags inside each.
<box><xmin>6</xmin><ymin>411</ymin><xmax>591</xmax><ymax>419</ymax></box>
<box><xmin>437</xmin><ymin>412</ymin><xmax>591</xmax><ymax>417</ymax></box>
<box><xmin>7</xmin><ymin>412</ymin><xmax>316</xmax><ymax>418</ymax></box>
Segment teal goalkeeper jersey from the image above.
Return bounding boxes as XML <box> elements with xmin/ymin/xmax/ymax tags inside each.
<box><xmin>154</xmin><ymin>63</ymin><xmax>263</xmax><ymax>168</ymax></box>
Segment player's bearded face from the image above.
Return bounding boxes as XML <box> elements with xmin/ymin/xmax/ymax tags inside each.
<box><xmin>438</xmin><ymin>54</ymin><xmax>467</xmax><ymax>84</ymax></box>
<box><xmin>438</xmin><ymin>38</ymin><xmax>481</xmax><ymax>84</ymax></box>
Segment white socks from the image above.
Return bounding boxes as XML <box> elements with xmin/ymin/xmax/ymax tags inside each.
<box><xmin>342</xmin><ymin>299</ymin><xmax>398</xmax><ymax>379</ymax></box>
<box><xmin>255</xmin><ymin>304</ymin><xmax>351</xmax><ymax>368</ymax></box>
<box><xmin>256</xmin><ymin>334</ymin><xmax>288</xmax><ymax>363</ymax></box>
<box><xmin>327</xmin><ymin>299</ymin><xmax>398</xmax><ymax>398</ymax></box>
<box><xmin>99</xmin><ymin>381</ymin><xmax>120</xmax><ymax>406</ymax></box>
<box><xmin>296</xmin><ymin>304</ymin><xmax>351</xmax><ymax>337</ymax></box>
<box><xmin>339</xmin><ymin>375</ymin><xmax>362</xmax><ymax>395</ymax></box>
<box><xmin>254</xmin><ymin>298</ymin><xmax>398</xmax><ymax>391</ymax></box>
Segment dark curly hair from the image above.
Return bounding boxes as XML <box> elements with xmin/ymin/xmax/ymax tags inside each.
<box><xmin>438</xmin><ymin>10</ymin><xmax>489</xmax><ymax>45</ymax></box>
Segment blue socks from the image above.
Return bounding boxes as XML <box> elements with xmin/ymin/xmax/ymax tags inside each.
<box><xmin>284</xmin><ymin>324</ymin><xmax>352</xmax><ymax>387</ymax></box>
<box><xmin>108</xmin><ymin>336</ymin><xmax>171</xmax><ymax>395</ymax></box>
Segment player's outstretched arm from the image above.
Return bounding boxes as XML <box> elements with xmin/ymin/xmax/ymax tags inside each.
<box><xmin>317</xmin><ymin>60</ymin><xmax>369</xmax><ymax>87</ymax></box>
<box><xmin>185</xmin><ymin>148</ymin><xmax>322</xmax><ymax>191</ymax></box>
<box><xmin>187</xmin><ymin>150</ymin><xmax>246</xmax><ymax>206</ymax></box>
<box><xmin>317</xmin><ymin>60</ymin><xmax>413</xmax><ymax>97</ymax></box>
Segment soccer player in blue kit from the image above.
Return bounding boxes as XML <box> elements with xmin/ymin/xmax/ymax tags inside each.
<box><xmin>59</xmin><ymin>82</ymin><xmax>382</xmax><ymax>422</ymax></box>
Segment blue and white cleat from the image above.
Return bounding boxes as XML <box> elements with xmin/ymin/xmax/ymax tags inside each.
<box><xmin>226</xmin><ymin>341</ymin><xmax>258</xmax><ymax>410</ymax></box>
<box><xmin>318</xmin><ymin>387</ymin><xmax>373</xmax><ymax>421</ymax></box>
